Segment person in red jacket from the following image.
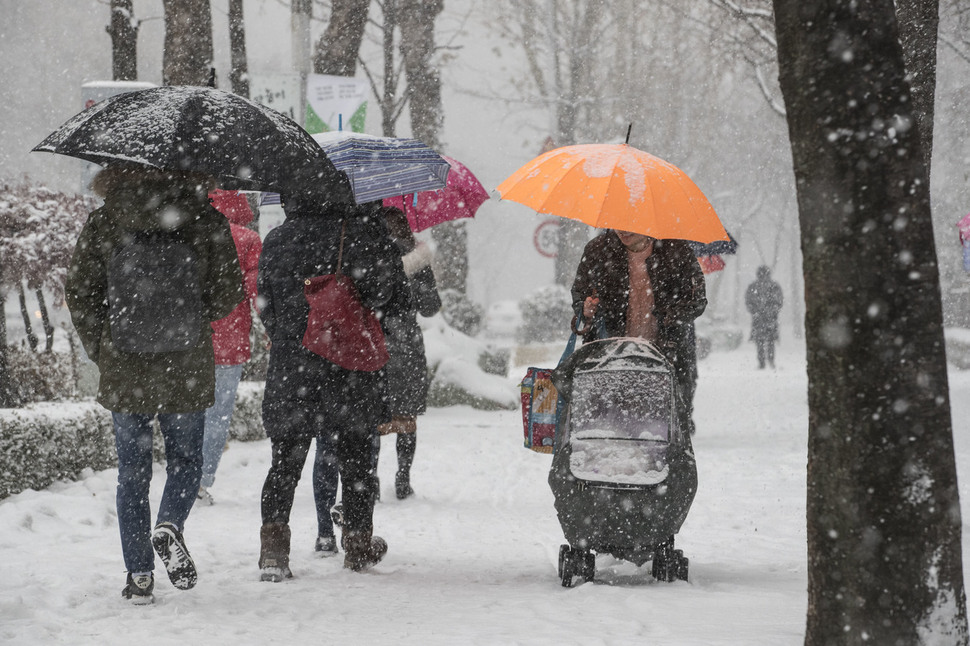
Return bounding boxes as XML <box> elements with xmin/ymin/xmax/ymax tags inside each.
<box><xmin>198</xmin><ymin>189</ymin><xmax>262</xmax><ymax>504</ymax></box>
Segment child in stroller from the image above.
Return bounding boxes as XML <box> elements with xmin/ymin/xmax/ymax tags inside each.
<box><xmin>549</xmin><ymin>337</ymin><xmax>696</xmax><ymax>587</ymax></box>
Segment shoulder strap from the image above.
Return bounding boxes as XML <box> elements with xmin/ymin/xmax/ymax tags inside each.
<box><xmin>336</xmin><ymin>219</ymin><xmax>347</xmax><ymax>276</ymax></box>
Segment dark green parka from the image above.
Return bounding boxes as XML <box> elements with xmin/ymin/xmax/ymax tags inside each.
<box><xmin>65</xmin><ymin>171</ymin><xmax>243</xmax><ymax>414</ymax></box>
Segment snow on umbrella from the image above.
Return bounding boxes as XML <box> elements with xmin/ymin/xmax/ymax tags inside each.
<box><xmin>32</xmin><ymin>86</ymin><xmax>354</xmax><ymax>201</ymax></box>
<box><xmin>496</xmin><ymin>143</ymin><xmax>730</xmax><ymax>244</ymax></box>
<box><xmin>310</xmin><ymin>131</ymin><xmax>450</xmax><ymax>204</ymax></box>
<box><xmin>382</xmin><ymin>155</ymin><xmax>489</xmax><ymax>232</ymax></box>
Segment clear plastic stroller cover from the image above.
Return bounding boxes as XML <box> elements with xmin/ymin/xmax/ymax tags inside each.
<box><xmin>567</xmin><ymin>369</ymin><xmax>673</xmax><ymax>486</ymax></box>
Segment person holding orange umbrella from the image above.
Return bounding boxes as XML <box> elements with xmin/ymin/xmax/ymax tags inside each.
<box><xmin>497</xmin><ymin>138</ymin><xmax>725</xmax><ymax>435</ymax></box>
<box><xmin>571</xmin><ymin>230</ymin><xmax>707</xmax><ymax>435</ymax></box>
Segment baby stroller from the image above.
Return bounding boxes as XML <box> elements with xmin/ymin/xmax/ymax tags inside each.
<box><xmin>549</xmin><ymin>337</ymin><xmax>697</xmax><ymax>587</ymax></box>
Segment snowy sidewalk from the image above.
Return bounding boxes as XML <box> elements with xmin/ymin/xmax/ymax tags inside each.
<box><xmin>1</xmin><ymin>343</ymin><xmax>968</xmax><ymax>645</ymax></box>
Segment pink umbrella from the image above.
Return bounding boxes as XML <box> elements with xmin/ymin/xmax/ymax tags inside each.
<box><xmin>959</xmin><ymin>212</ymin><xmax>970</xmax><ymax>245</ymax></box>
<box><xmin>383</xmin><ymin>155</ymin><xmax>488</xmax><ymax>232</ymax></box>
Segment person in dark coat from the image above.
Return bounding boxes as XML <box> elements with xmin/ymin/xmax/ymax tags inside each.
<box><xmin>372</xmin><ymin>206</ymin><xmax>441</xmax><ymax>499</ymax></box>
<box><xmin>257</xmin><ymin>194</ymin><xmax>410</xmax><ymax>579</ymax></box>
<box><xmin>65</xmin><ymin>166</ymin><xmax>243</xmax><ymax>604</ymax></box>
<box><xmin>311</xmin><ymin>206</ymin><xmax>439</xmax><ymax>553</ymax></box>
<box><xmin>744</xmin><ymin>265</ymin><xmax>783</xmax><ymax>369</ymax></box>
<box><xmin>571</xmin><ymin>229</ymin><xmax>707</xmax><ymax>435</ymax></box>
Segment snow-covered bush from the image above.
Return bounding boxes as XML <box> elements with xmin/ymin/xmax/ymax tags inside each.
<box><xmin>0</xmin><ymin>178</ymin><xmax>96</xmax><ymax>304</ymax></box>
<box><xmin>439</xmin><ymin>289</ymin><xmax>484</xmax><ymax>337</ymax></box>
<box><xmin>0</xmin><ymin>402</ymin><xmax>115</xmax><ymax>499</ymax></box>
<box><xmin>517</xmin><ymin>284</ymin><xmax>573</xmax><ymax>343</ymax></box>
<box><xmin>6</xmin><ymin>347</ymin><xmax>75</xmax><ymax>405</ymax></box>
<box><xmin>421</xmin><ymin>314</ymin><xmax>517</xmax><ymax>410</ymax></box>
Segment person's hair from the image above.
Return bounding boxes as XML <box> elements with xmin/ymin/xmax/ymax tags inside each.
<box><xmin>380</xmin><ymin>205</ymin><xmax>416</xmax><ymax>252</ymax></box>
<box><xmin>757</xmin><ymin>265</ymin><xmax>771</xmax><ymax>279</ymax></box>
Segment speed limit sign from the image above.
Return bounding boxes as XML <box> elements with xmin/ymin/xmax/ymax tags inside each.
<box><xmin>534</xmin><ymin>219</ymin><xmax>561</xmax><ymax>258</ymax></box>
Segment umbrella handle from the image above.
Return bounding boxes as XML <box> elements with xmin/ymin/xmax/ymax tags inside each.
<box><xmin>571</xmin><ymin>314</ymin><xmax>593</xmax><ymax>337</ymax></box>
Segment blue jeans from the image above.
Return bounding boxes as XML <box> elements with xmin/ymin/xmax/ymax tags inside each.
<box><xmin>201</xmin><ymin>364</ymin><xmax>244</xmax><ymax>488</ymax></box>
<box><xmin>313</xmin><ymin>432</ymin><xmax>339</xmax><ymax>537</ymax></box>
<box><xmin>113</xmin><ymin>411</ymin><xmax>205</xmax><ymax>573</ymax></box>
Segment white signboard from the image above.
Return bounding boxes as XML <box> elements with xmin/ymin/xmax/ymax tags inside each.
<box><xmin>304</xmin><ymin>74</ymin><xmax>368</xmax><ymax>134</ymax></box>
<box><xmin>79</xmin><ymin>81</ymin><xmax>155</xmax><ymax>193</ymax></box>
<box><xmin>248</xmin><ymin>72</ymin><xmax>304</xmax><ymax>125</ymax></box>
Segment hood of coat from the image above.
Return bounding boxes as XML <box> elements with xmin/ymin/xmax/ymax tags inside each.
<box><xmin>209</xmin><ymin>188</ymin><xmax>254</xmax><ymax>225</ymax></box>
<box><xmin>93</xmin><ymin>166</ymin><xmax>215</xmax><ymax>233</ymax></box>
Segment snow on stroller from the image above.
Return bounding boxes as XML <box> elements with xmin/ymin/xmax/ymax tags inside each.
<box><xmin>549</xmin><ymin>337</ymin><xmax>697</xmax><ymax>587</ymax></box>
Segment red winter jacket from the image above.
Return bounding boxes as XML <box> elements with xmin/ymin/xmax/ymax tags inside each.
<box><xmin>209</xmin><ymin>190</ymin><xmax>262</xmax><ymax>365</ymax></box>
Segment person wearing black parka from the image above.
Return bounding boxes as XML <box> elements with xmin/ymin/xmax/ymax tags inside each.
<box><xmin>256</xmin><ymin>195</ymin><xmax>410</xmax><ymax>578</ymax></box>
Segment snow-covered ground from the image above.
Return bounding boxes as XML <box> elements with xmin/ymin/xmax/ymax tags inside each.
<box><xmin>2</xmin><ymin>338</ymin><xmax>969</xmax><ymax>645</ymax></box>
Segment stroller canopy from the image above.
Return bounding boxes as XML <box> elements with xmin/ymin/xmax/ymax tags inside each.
<box><xmin>553</xmin><ymin>338</ymin><xmax>681</xmax><ymax>486</ymax></box>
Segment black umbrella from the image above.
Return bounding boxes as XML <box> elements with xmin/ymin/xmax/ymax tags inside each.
<box><xmin>688</xmin><ymin>229</ymin><xmax>738</xmax><ymax>256</ymax></box>
<box><xmin>33</xmin><ymin>86</ymin><xmax>354</xmax><ymax>201</ymax></box>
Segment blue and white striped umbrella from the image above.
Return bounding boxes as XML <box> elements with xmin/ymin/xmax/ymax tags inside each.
<box><xmin>262</xmin><ymin>132</ymin><xmax>450</xmax><ymax>205</ymax></box>
<box><xmin>312</xmin><ymin>132</ymin><xmax>449</xmax><ymax>204</ymax></box>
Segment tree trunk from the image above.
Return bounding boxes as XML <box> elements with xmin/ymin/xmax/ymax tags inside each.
<box><xmin>398</xmin><ymin>0</ymin><xmax>443</xmax><ymax>148</ymax></box>
<box><xmin>381</xmin><ymin>0</ymin><xmax>398</xmax><ymax>137</ymax></box>
<box><xmin>228</xmin><ymin>0</ymin><xmax>249</xmax><ymax>97</ymax></box>
<box><xmin>895</xmin><ymin>0</ymin><xmax>938</xmax><ymax>177</ymax></box>
<box><xmin>313</xmin><ymin>0</ymin><xmax>370</xmax><ymax>76</ymax></box>
<box><xmin>0</xmin><ymin>255</ymin><xmax>13</xmax><ymax>406</ymax></box>
<box><xmin>772</xmin><ymin>1</ymin><xmax>969</xmax><ymax>643</ymax></box>
<box><xmin>107</xmin><ymin>0</ymin><xmax>138</xmax><ymax>81</ymax></box>
<box><xmin>34</xmin><ymin>289</ymin><xmax>53</xmax><ymax>353</ymax></box>
<box><xmin>17</xmin><ymin>283</ymin><xmax>37</xmax><ymax>352</ymax></box>
<box><xmin>162</xmin><ymin>0</ymin><xmax>213</xmax><ymax>86</ymax></box>
<box><xmin>398</xmin><ymin>0</ymin><xmax>463</xmax><ymax>292</ymax></box>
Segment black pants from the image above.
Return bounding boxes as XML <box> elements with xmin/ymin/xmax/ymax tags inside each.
<box><xmin>755</xmin><ymin>339</ymin><xmax>775</xmax><ymax>368</ymax></box>
<box><xmin>261</xmin><ymin>414</ymin><xmax>375</xmax><ymax>536</ymax></box>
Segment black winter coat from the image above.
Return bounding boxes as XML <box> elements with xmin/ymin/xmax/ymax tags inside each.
<box><xmin>66</xmin><ymin>178</ymin><xmax>243</xmax><ymax>414</ymax></box>
<box><xmin>571</xmin><ymin>231</ymin><xmax>707</xmax><ymax>414</ymax></box>
<box><xmin>745</xmin><ymin>276</ymin><xmax>783</xmax><ymax>343</ymax></box>
<box><xmin>382</xmin><ymin>244</ymin><xmax>441</xmax><ymax>417</ymax></box>
<box><xmin>257</xmin><ymin>204</ymin><xmax>410</xmax><ymax>437</ymax></box>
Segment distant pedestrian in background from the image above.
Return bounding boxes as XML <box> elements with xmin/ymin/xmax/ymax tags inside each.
<box><xmin>745</xmin><ymin>265</ymin><xmax>783</xmax><ymax>369</ymax></box>
<box><xmin>197</xmin><ymin>189</ymin><xmax>262</xmax><ymax>505</ymax></box>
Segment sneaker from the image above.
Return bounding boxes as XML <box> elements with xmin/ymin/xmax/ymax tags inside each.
<box><xmin>121</xmin><ymin>572</ymin><xmax>154</xmax><ymax>605</ymax></box>
<box><xmin>330</xmin><ymin>503</ymin><xmax>344</xmax><ymax>529</ymax></box>
<box><xmin>151</xmin><ymin>522</ymin><xmax>198</xmax><ymax>590</ymax></box>
<box><xmin>196</xmin><ymin>487</ymin><xmax>214</xmax><ymax>506</ymax></box>
<box><xmin>314</xmin><ymin>535</ymin><xmax>339</xmax><ymax>557</ymax></box>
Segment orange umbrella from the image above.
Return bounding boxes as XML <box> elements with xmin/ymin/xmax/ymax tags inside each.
<box><xmin>496</xmin><ymin>143</ymin><xmax>729</xmax><ymax>244</ymax></box>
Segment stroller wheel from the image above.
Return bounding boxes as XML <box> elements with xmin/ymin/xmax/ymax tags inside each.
<box><xmin>581</xmin><ymin>550</ymin><xmax>595</xmax><ymax>583</ymax></box>
<box><xmin>559</xmin><ymin>546</ymin><xmax>576</xmax><ymax>587</ymax></box>
<box><xmin>651</xmin><ymin>537</ymin><xmax>676</xmax><ymax>583</ymax></box>
<box><xmin>674</xmin><ymin>549</ymin><xmax>689</xmax><ymax>582</ymax></box>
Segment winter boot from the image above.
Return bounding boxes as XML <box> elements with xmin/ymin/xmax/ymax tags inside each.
<box><xmin>151</xmin><ymin>522</ymin><xmax>197</xmax><ymax>590</ymax></box>
<box><xmin>395</xmin><ymin>432</ymin><xmax>417</xmax><ymax>500</ymax></box>
<box><xmin>259</xmin><ymin>523</ymin><xmax>293</xmax><ymax>582</ymax></box>
<box><xmin>121</xmin><ymin>572</ymin><xmax>155</xmax><ymax>605</ymax></box>
<box><xmin>342</xmin><ymin>530</ymin><xmax>388</xmax><ymax>572</ymax></box>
